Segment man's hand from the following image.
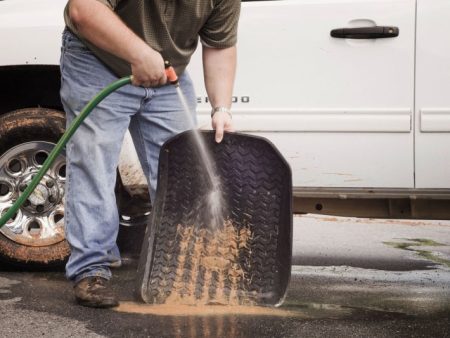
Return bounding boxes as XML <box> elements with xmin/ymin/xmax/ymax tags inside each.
<box><xmin>131</xmin><ymin>47</ymin><xmax>167</xmax><ymax>87</ymax></box>
<box><xmin>212</xmin><ymin>111</ymin><xmax>234</xmax><ymax>143</ymax></box>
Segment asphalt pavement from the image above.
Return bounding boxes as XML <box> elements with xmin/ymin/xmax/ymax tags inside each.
<box><xmin>0</xmin><ymin>214</ymin><xmax>449</xmax><ymax>338</ymax></box>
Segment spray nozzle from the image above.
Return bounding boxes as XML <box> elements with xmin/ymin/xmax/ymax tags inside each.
<box><xmin>164</xmin><ymin>61</ymin><xmax>179</xmax><ymax>87</ymax></box>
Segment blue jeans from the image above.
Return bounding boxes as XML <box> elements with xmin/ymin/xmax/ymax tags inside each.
<box><xmin>60</xmin><ymin>29</ymin><xmax>197</xmax><ymax>283</ymax></box>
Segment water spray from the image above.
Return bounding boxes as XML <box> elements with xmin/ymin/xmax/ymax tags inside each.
<box><xmin>169</xmin><ymin>69</ymin><xmax>226</xmax><ymax>229</ymax></box>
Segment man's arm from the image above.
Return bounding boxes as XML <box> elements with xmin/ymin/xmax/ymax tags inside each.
<box><xmin>202</xmin><ymin>45</ymin><xmax>237</xmax><ymax>143</ymax></box>
<box><xmin>69</xmin><ymin>0</ymin><xmax>166</xmax><ymax>87</ymax></box>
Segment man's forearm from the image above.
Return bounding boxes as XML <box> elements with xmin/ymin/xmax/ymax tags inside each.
<box><xmin>69</xmin><ymin>0</ymin><xmax>148</xmax><ymax>66</ymax></box>
<box><xmin>202</xmin><ymin>46</ymin><xmax>237</xmax><ymax>109</ymax></box>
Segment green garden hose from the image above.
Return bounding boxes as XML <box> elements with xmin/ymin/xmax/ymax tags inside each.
<box><xmin>0</xmin><ymin>76</ymin><xmax>132</xmax><ymax>228</ymax></box>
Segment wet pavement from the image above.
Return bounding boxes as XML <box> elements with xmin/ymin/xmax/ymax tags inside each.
<box><xmin>0</xmin><ymin>214</ymin><xmax>449</xmax><ymax>337</ymax></box>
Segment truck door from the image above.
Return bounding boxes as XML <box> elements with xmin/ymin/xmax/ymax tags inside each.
<box><xmin>190</xmin><ymin>0</ymin><xmax>416</xmax><ymax>189</ymax></box>
<box><xmin>415</xmin><ymin>0</ymin><xmax>450</xmax><ymax>188</ymax></box>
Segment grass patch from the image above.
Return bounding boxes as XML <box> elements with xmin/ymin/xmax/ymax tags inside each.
<box><xmin>383</xmin><ymin>238</ymin><xmax>450</xmax><ymax>268</ymax></box>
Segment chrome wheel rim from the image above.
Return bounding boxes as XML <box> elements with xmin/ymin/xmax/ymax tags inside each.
<box><xmin>0</xmin><ymin>142</ymin><xmax>66</xmax><ymax>247</ymax></box>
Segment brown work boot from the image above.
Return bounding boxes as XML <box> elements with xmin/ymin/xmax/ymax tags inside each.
<box><xmin>74</xmin><ymin>276</ymin><xmax>119</xmax><ymax>308</ymax></box>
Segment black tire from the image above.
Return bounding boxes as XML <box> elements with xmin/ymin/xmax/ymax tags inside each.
<box><xmin>0</xmin><ymin>108</ymin><xmax>70</xmax><ymax>267</ymax></box>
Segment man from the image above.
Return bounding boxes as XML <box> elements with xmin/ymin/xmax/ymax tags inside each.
<box><xmin>60</xmin><ymin>0</ymin><xmax>240</xmax><ymax>308</ymax></box>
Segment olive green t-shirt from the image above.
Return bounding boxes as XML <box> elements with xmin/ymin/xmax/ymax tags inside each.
<box><xmin>64</xmin><ymin>0</ymin><xmax>241</xmax><ymax>77</ymax></box>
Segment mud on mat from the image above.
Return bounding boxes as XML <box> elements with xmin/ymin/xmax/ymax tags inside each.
<box><xmin>136</xmin><ymin>131</ymin><xmax>292</xmax><ymax>306</ymax></box>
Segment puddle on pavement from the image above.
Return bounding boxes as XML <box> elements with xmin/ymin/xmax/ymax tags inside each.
<box><xmin>282</xmin><ymin>302</ymin><xmax>353</xmax><ymax>319</ymax></box>
<box><xmin>384</xmin><ymin>238</ymin><xmax>450</xmax><ymax>268</ymax></box>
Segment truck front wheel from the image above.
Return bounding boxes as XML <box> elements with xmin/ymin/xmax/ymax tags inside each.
<box><xmin>0</xmin><ymin>108</ymin><xmax>69</xmax><ymax>267</ymax></box>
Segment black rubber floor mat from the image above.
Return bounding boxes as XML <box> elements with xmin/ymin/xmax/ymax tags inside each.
<box><xmin>136</xmin><ymin>131</ymin><xmax>292</xmax><ymax>306</ymax></box>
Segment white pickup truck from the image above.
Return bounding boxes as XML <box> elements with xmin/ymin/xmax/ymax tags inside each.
<box><xmin>0</xmin><ymin>0</ymin><xmax>449</xmax><ymax>266</ymax></box>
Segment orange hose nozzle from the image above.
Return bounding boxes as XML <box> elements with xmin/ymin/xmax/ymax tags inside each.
<box><xmin>164</xmin><ymin>61</ymin><xmax>179</xmax><ymax>86</ymax></box>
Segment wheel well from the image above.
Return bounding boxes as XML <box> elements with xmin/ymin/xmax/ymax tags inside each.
<box><xmin>0</xmin><ymin>65</ymin><xmax>63</xmax><ymax>115</ymax></box>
